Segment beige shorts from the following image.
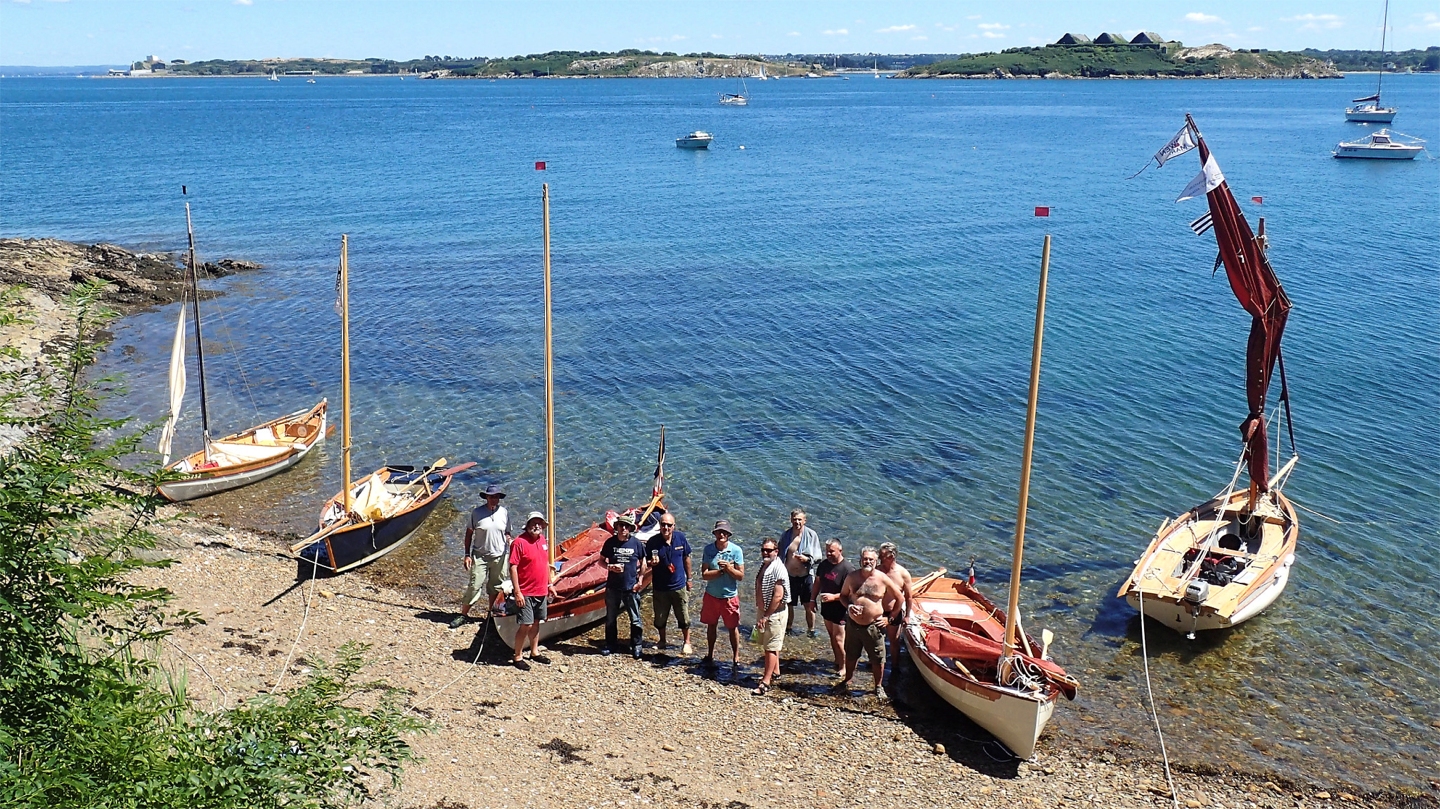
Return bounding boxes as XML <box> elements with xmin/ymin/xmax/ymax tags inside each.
<box><xmin>754</xmin><ymin>611</ymin><xmax>788</xmax><ymax>653</ymax></box>
<box><xmin>461</xmin><ymin>553</ymin><xmax>508</xmax><ymax>607</ymax></box>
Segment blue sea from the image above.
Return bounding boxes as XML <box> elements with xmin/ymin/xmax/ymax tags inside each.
<box><xmin>2</xmin><ymin>73</ymin><xmax>1437</xmax><ymax>790</ymax></box>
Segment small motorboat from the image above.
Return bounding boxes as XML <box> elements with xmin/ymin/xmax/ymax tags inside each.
<box><xmin>1333</xmin><ymin>129</ymin><xmax>1425</xmax><ymax>159</ymax></box>
<box><xmin>676</xmin><ymin>131</ymin><xmax>713</xmax><ymax>149</ymax></box>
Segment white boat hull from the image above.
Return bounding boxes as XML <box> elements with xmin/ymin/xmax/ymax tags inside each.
<box><xmin>1334</xmin><ymin>143</ymin><xmax>1422</xmax><ymax>159</ymax></box>
<box><xmin>1345</xmin><ymin>107</ymin><xmax>1396</xmax><ymax>123</ymax></box>
<box><xmin>492</xmin><ymin>603</ymin><xmax>606</xmax><ymax>650</ymax></box>
<box><xmin>159</xmin><ymin>441</ymin><xmax>314</xmax><ymax>501</ymax></box>
<box><xmin>905</xmin><ymin>626</ymin><xmax>1053</xmax><ymax>758</ymax></box>
<box><xmin>1127</xmin><ymin>551</ymin><xmax>1295</xmax><ymax>633</ymax></box>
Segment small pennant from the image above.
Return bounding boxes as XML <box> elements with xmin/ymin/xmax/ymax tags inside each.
<box><xmin>1034</xmin><ymin>206</ymin><xmax>1050</xmax><ymax>217</ymax></box>
<box><xmin>1190</xmin><ymin>211</ymin><xmax>1214</xmax><ymax>236</ymax></box>
<box><xmin>1251</xmin><ymin>196</ymin><xmax>1263</xmax><ymax>204</ymax></box>
<box><xmin>535</xmin><ymin>161</ymin><xmax>547</xmax><ymax>171</ymax></box>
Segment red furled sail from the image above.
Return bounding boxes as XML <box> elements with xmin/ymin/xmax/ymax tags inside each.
<box><xmin>1186</xmin><ymin>115</ymin><xmax>1292</xmax><ymax>490</ymax></box>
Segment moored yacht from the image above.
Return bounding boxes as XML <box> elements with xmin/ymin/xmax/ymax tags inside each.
<box><xmin>675</xmin><ymin>131</ymin><xmax>713</xmax><ymax>149</ymax></box>
<box><xmin>1334</xmin><ymin>129</ymin><xmax>1425</xmax><ymax>159</ymax></box>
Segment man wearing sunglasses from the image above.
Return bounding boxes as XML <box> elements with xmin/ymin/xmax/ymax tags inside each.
<box><xmin>645</xmin><ymin>513</ymin><xmax>693</xmax><ymax>655</ymax></box>
<box><xmin>752</xmin><ymin>538</ymin><xmax>790</xmax><ymax>696</ymax></box>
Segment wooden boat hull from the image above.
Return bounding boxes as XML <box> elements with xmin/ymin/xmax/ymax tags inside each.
<box><xmin>159</xmin><ymin>400</ymin><xmax>327</xmax><ymax>502</ymax></box>
<box><xmin>293</xmin><ymin>464</ymin><xmax>451</xmax><ymax>575</ymax></box>
<box><xmin>491</xmin><ymin>507</ymin><xmax>662</xmax><ymax>650</ymax></box>
<box><xmin>1119</xmin><ymin>488</ymin><xmax>1299</xmax><ymax>635</ymax></box>
<box><xmin>903</xmin><ymin>573</ymin><xmax>1074</xmax><ymax>759</ymax></box>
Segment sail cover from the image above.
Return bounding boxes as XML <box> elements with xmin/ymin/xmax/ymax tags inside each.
<box><xmin>1193</xmin><ymin>122</ymin><xmax>1292</xmax><ymax>490</ymax></box>
<box><xmin>157</xmin><ymin>306</ymin><xmax>187</xmax><ymax>464</ymax></box>
<box><xmin>1351</xmin><ymin>93</ymin><xmax>1381</xmax><ymax>103</ymax></box>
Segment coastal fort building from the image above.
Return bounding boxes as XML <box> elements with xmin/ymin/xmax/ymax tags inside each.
<box><xmin>1050</xmin><ymin>32</ymin><xmax>1180</xmax><ymax>55</ymax></box>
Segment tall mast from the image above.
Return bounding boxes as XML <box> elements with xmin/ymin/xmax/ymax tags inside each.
<box><xmin>1001</xmin><ymin>235</ymin><xmax>1051</xmax><ymax>671</ymax></box>
<box><xmin>339</xmin><ymin>235</ymin><xmax>353</xmax><ymax>515</ymax></box>
<box><xmin>1377</xmin><ymin>0</ymin><xmax>1389</xmax><ymax>99</ymax></box>
<box><xmin>183</xmin><ymin>198</ymin><xmax>212</xmax><ymax>453</ymax></box>
<box><xmin>542</xmin><ymin>184</ymin><xmax>556</xmax><ymax>562</ymax></box>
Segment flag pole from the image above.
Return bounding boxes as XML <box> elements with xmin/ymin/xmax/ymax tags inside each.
<box><xmin>542</xmin><ymin>183</ymin><xmax>556</xmax><ymax>563</ymax></box>
<box><xmin>1001</xmin><ymin>234</ymin><xmax>1051</xmax><ymax>676</ymax></box>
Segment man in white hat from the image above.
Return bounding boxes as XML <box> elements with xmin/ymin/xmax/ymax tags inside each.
<box><xmin>452</xmin><ymin>483</ymin><xmax>509</xmax><ymax>628</ymax></box>
<box><xmin>508</xmin><ymin>511</ymin><xmax>557</xmax><ymax>670</ymax></box>
<box><xmin>602</xmin><ymin>513</ymin><xmax>648</xmax><ymax>658</ymax></box>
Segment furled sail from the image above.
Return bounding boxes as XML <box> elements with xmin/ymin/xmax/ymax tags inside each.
<box><xmin>1351</xmin><ymin>93</ymin><xmax>1381</xmax><ymax>103</ymax></box>
<box><xmin>1188</xmin><ymin>115</ymin><xmax>1292</xmax><ymax>490</ymax></box>
<box><xmin>157</xmin><ymin>305</ymin><xmax>187</xmax><ymax>464</ymax></box>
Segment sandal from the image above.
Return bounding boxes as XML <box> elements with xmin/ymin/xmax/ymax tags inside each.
<box><xmin>752</xmin><ymin>683</ymin><xmax>770</xmax><ymax>696</ymax></box>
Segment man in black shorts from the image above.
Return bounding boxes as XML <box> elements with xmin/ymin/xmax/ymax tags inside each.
<box><xmin>809</xmin><ymin>539</ymin><xmax>854</xmax><ymax>675</ymax></box>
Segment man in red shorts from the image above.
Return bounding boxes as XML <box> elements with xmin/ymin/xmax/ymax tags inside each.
<box><xmin>699</xmin><ymin>519</ymin><xmax>745</xmax><ymax>680</ymax></box>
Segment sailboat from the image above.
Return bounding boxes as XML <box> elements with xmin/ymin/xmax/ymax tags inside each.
<box><xmin>290</xmin><ymin>235</ymin><xmax>467</xmax><ymax>574</ymax></box>
<box><xmin>267</xmin><ymin>70</ymin><xmax>279</xmax><ymax>82</ymax></box>
<box><xmin>492</xmin><ymin>183</ymin><xmax>660</xmax><ymax>649</ymax></box>
<box><xmin>1118</xmin><ymin>115</ymin><xmax>1300</xmax><ymax>637</ymax></box>
<box><xmin>1346</xmin><ymin>0</ymin><xmax>1397</xmax><ymax>122</ymax></box>
<box><xmin>157</xmin><ymin>196</ymin><xmax>328</xmax><ymax>502</ymax></box>
<box><xmin>719</xmin><ymin>76</ymin><xmax>748</xmax><ymax>106</ymax></box>
<box><xmin>904</xmin><ymin>237</ymin><xmax>1079</xmax><ymax>759</ymax></box>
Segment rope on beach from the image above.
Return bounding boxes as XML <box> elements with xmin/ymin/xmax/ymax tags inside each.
<box><xmin>409</xmin><ymin>617</ymin><xmax>492</xmax><ymax>711</ymax></box>
<box><xmin>271</xmin><ymin>555</ymin><xmax>320</xmax><ymax>693</ymax></box>
<box><xmin>1137</xmin><ymin>588</ymin><xmax>1181</xmax><ymax>809</ymax></box>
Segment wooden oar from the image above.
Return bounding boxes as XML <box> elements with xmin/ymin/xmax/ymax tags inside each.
<box><xmin>1040</xmin><ymin>628</ymin><xmax>1054</xmax><ymax>661</ymax></box>
<box><xmin>636</xmin><ymin>492</ymin><xmax>664</xmax><ymax>530</ymax></box>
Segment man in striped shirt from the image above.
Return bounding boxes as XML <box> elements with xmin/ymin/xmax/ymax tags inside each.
<box><xmin>751</xmin><ymin>538</ymin><xmax>790</xmax><ymax>696</ymax></box>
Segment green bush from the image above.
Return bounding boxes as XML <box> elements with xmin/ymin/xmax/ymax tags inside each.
<box><xmin>0</xmin><ymin>283</ymin><xmax>428</xmax><ymax>809</ymax></box>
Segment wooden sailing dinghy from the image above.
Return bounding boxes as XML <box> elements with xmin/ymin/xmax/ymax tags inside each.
<box><xmin>1118</xmin><ymin>115</ymin><xmax>1300</xmax><ymax>637</ymax></box>
<box><xmin>290</xmin><ymin>235</ymin><xmax>461</xmax><ymax>575</ymax></box>
<box><xmin>158</xmin><ymin>195</ymin><xmax>327</xmax><ymax>502</ymax></box>
<box><xmin>904</xmin><ymin>237</ymin><xmax>1077</xmax><ymax>760</ymax></box>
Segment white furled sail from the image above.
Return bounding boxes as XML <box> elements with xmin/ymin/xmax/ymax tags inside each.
<box><xmin>158</xmin><ymin>305</ymin><xmax>187</xmax><ymax>464</ymax></box>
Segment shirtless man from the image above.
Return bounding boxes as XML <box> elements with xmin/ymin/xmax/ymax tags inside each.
<box><xmin>821</xmin><ymin>546</ymin><xmax>902</xmax><ymax>697</ymax></box>
<box><xmin>877</xmin><ymin>542</ymin><xmax>914</xmax><ymax>653</ymax></box>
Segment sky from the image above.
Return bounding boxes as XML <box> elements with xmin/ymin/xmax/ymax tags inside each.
<box><xmin>2</xmin><ymin>0</ymin><xmax>1437</xmax><ymax>67</ymax></box>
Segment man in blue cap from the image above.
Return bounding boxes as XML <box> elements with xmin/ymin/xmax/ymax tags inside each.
<box><xmin>452</xmin><ymin>483</ymin><xmax>509</xmax><ymax>628</ymax></box>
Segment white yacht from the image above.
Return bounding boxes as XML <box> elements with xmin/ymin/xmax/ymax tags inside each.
<box><xmin>675</xmin><ymin>131</ymin><xmax>713</xmax><ymax>149</ymax></box>
<box><xmin>1346</xmin><ymin>0</ymin><xmax>1398</xmax><ymax>123</ymax></box>
<box><xmin>1334</xmin><ymin>129</ymin><xmax>1425</xmax><ymax>159</ymax></box>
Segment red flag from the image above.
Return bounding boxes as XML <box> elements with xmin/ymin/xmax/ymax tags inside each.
<box><xmin>535</xmin><ymin>161</ymin><xmax>547</xmax><ymax>171</ymax></box>
<box><xmin>1034</xmin><ymin>206</ymin><xmax>1050</xmax><ymax>217</ymax></box>
<box><xmin>1251</xmin><ymin>196</ymin><xmax>1263</xmax><ymax>204</ymax></box>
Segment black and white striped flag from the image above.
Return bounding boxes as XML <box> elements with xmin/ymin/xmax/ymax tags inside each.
<box><xmin>1189</xmin><ymin>211</ymin><xmax>1214</xmax><ymax>236</ymax></box>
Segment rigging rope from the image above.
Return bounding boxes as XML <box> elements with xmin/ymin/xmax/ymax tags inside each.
<box><xmin>1136</xmin><ymin>588</ymin><xmax>1182</xmax><ymax>809</ymax></box>
<box><xmin>193</xmin><ymin>257</ymin><xmax>263</xmax><ymax>422</ymax></box>
<box><xmin>270</xmin><ymin>555</ymin><xmax>320</xmax><ymax>693</ymax></box>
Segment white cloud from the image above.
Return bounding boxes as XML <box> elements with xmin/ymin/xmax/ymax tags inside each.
<box><xmin>1185</xmin><ymin>12</ymin><xmax>1223</xmax><ymax>23</ymax></box>
<box><xmin>711</xmin><ymin>33</ymin><xmax>723</xmax><ymax>39</ymax></box>
<box><xmin>978</xmin><ymin>23</ymin><xmax>1009</xmax><ymax>30</ymax></box>
<box><xmin>1248</xmin><ymin>26</ymin><xmax>1264</xmax><ymax>32</ymax></box>
<box><xmin>966</xmin><ymin>15</ymin><xmax>981</xmax><ymax>20</ymax></box>
<box><xmin>233</xmin><ymin>0</ymin><xmax>252</xmax><ymax>5</ymax></box>
<box><xmin>645</xmin><ymin>34</ymin><xmax>687</xmax><ymax>43</ymax></box>
<box><xmin>936</xmin><ymin>23</ymin><xmax>957</xmax><ymax>32</ymax></box>
<box><xmin>1283</xmin><ymin>13</ymin><xmax>1342</xmax><ymax>30</ymax></box>
<box><xmin>912</xmin><ymin>35</ymin><xmax>928</xmax><ymax>41</ymax></box>
<box><xmin>786</xmin><ymin>31</ymin><xmax>800</xmax><ymax>36</ymax></box>
<box><xmin>822</xmin><ymin>28</ymin><xmax>848</xmax><ymax>35</ymax></box>
<box><xmin>1423</xmin><ymin>12</ymin><xmax>1440</xmax><ymax>29</ymax></box>
<box><xmin>12</xmin><ymin>0</ymin><xmax>33</xmax><ymax>5</ymax></box>
<box><xmin>876</xmin><ymin>24</ymin><xmax>916</xmax><ymax>33</ymax></box>
<box><xmin>983</xmin><ymin>31</ymin><xmax>1005</xmax><ymax>38</ymax></box>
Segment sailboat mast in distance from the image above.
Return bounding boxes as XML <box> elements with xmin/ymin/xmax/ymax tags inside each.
<box><xmin>183</xmin><ymin>195</ymin><xmax>211</xmax><ymax>447</ymax></box>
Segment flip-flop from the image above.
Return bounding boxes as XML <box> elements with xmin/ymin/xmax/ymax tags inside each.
<box><xmin>752</xmin><ymin>683</ymin><xmax>769</xmax><ymax>696</ymax></box>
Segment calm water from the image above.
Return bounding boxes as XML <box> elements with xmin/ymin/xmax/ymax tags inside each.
<box><xmin>3</xmin><ymin>74</ymin><xmax>1437</xmax><ymax>790</ymax></box>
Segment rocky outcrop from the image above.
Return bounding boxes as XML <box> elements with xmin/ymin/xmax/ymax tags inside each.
<box><xmin>0</xmin><ymin>238</ymin><xmax>260</xmax><ymax>313</ymax></box>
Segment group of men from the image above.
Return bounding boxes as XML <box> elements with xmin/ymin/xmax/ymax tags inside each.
<box><xmin>450</xmin><ymin>491</ymin><xmax>914</xmax><ymax>696</ymax></box>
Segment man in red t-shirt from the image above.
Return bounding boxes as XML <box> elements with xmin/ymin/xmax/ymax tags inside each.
<box><xmin>508</xmin><ymin>512</ymin><xmax>557</xmax><ymax>670</ymax></box>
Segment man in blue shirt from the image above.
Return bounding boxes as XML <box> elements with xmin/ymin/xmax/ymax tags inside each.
<box><xmin>700</xmin><ymin>519</ymin><xmax>745</xmax><ymax>679</ymax></box>
<box><xmin>645</xmin><ymin>512</ymin><xmax>693</xmax><ymax>655</ymax></box>
<box><xmin>601</xmin><ymin>513</ymin><xmax>648</xmax><ymax>658</ymax></box>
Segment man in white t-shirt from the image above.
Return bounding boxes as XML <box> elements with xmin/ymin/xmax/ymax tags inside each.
<box><xmin>752</xmin><ymin>538</ymin><xmax>790</xmax><ymax>696</ymax></box>
<box><xmin>451</xmin><ymin>484</ymin><xmax>510</xmax><ymax>628</ymax></box>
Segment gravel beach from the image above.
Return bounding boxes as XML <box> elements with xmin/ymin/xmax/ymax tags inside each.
<box><xmin>129</xmin><ymin>516</ymin><xmax>1421</xmax><ymax>809</ymax></box>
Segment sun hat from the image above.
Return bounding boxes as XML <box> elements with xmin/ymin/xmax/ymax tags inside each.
<box><xmin>483</xmin><ymin>483</ymin><xmax>506</xmax><ymax>499</ymax></box>
<box><xmin>614</xmin><ymin>513</ymin><xmax>637</xmax><ymax>529</ymax></box>
<box><xmin>712</xmin><ymin>519</ymin><xmax>733</xmax><ymax>536</ymax></box>
<box><xmin>525</xmin><ymin>511</ymin><xmax>547</xmax><ymax>526</ymax></box>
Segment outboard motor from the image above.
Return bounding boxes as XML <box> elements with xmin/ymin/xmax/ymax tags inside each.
<box><xmin>1183</xmin><ymin>579</ymin><xmax>1210</xmax><ymax>606</ymax></box>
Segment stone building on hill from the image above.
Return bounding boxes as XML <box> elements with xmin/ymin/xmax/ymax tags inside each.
<box><xmin>1054</xmin><ymin>33</ymin><xmax>1093</xmax><ymax>46</ymax></box>
<box><xmin>1094</xmin><ymin>32</ymin><xmax>1128</xmax><ymax>45</ymax></box>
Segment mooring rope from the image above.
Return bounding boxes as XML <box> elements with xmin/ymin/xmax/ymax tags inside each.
<box><xmin>270</xmin><ymin>555</ymin><xmax>320</xmax><ymax>693</ymax></box>
<box><xmin>1136</xmin><ymin>588</ymin><xmax>1181</xmax><ymax>809</ymax></box>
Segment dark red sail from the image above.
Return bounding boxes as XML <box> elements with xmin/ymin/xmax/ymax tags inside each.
<box><xmin>1187</xmin><ymin>116</ymin><xmax>1292</xmax><ymax>491</ymax></box>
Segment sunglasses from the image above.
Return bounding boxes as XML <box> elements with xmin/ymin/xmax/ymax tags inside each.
<box><xmin>761</xmin><ymin>547</ymin><xmax>778</xmax><ymax>553</ymax></box>
<box><xmin>660</xmin><ymin>522</ymin><xmax>676</xmax><ymax>527</ymax></box>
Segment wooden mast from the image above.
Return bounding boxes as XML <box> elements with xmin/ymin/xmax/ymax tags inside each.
<box><xmin>182</xmin><ymin>197</ymin><xmax>212</xmax><ymax>456</ymax></box>
<box><xmin>542</xmin><ymin>184</ymin><xmax>556</xmax><ymax>563</ymax></box>
<box><xmin>1001</xmin><ymin>235</ymin><xmax>1051</xmax><ymax>672</ymax></box>
<box><xmin>339</xmin><ymin>235</ymin><xmax>353</xmax><ymax>516</ymax></box>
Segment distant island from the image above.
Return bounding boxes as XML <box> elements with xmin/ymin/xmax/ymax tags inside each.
<box><xmin>86</xmin><ymin>38</ymin><xmax>1440</xmax><ymax>81</ymax></box>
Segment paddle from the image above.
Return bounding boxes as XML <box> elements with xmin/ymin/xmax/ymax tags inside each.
<box><xmin>1041</xmin><ymin>628</ymin><xmax>1054</xmax><ymax>661</ymax></box>
<box><xmin>435</xmin><ymin>461</ymin><xmax>477</xmax><ymax>478</ymax></box>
